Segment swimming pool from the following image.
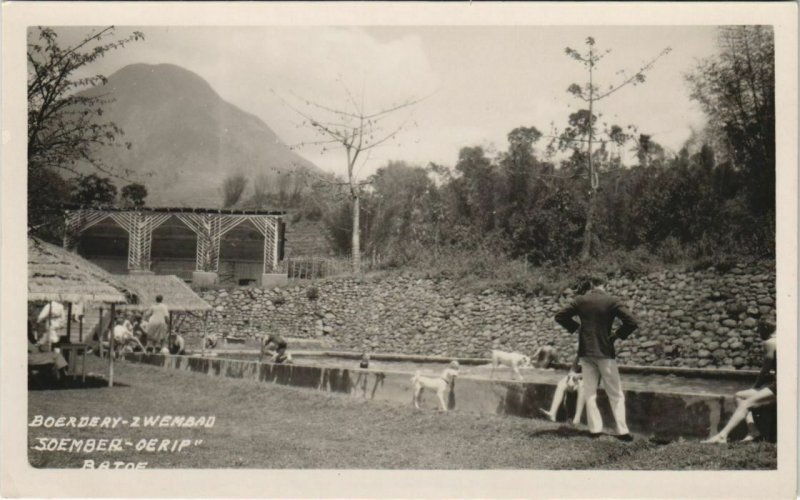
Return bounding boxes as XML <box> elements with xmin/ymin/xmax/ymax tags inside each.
<box><xmin>212</xmin><ymin>351</ymin><xmax>749</xmax><ymax>396</ymax></box>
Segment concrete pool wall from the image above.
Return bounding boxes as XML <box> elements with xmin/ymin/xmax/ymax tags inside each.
<box><xmin>124</xmin><ymin>353</ymin><xmax>750</xmax><ymax>441</ymax></box>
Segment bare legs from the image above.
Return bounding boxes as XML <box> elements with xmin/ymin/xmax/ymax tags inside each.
<box><xmin>703</xmin><ymin>387</ymin><xmax>775</xmax><ymax>443</ymax></box>
<box><xmin>540</xmin><ymin>376</ymin><xmax>585</xmax><ymax>424</ymax></box>
<box><xmin>540</xmin><ymin>377</ymin><xmax>569</xmax><ymax>422</ymax></box>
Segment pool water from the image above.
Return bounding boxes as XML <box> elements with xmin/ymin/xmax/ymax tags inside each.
<box><xmin>214</xmin><ymin>352</ymin><xmax>746</xmax><ymax>396</ymax></box>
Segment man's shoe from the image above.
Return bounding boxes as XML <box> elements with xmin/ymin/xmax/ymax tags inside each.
<box><xmin>588</xmin><ymin>432</ymin><xmax>603</xmax><ymax>439</ymax></box>
<box><xmin>616</xmin><ymin>433</ymin><xmax>634</xmax><ymax>442</ymax></box>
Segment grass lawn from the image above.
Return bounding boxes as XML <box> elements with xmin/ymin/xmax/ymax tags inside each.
<box><xmin>28</xmin><ymin>356</ymin><xmax>777</xmax><ymax>470</ymax></box>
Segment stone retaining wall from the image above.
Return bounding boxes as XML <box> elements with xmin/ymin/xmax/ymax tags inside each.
<box><xmin>183</xmin><ymin>262</ymin><xmax>775</xmax><ymax>370</ymax></box>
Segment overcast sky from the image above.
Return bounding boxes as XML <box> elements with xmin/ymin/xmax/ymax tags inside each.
<box><xmin>52</xmin><ymin>25</ymin><xmax>721</xmax><ymax>178</ymax></box>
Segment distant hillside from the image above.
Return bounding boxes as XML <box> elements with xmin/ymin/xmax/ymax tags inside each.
<box><xmin>79</xmin><ymin>63</ymin><xmax>319</xmax><ymax>207</ymax></box>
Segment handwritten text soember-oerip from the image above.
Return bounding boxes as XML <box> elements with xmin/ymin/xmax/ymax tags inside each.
<box><xmin>28</xmin><ymin>415</ymin><xmax>215</xmax><ymax>429</ymax></box>
<box><xmin>31</xmin><ymin>437</ymin><xmax>204</xmax><ymax>454</ymax></box>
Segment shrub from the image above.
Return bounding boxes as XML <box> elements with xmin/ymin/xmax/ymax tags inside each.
<box><xmin>306</xmin><ymin>286</ymin><xmax>319</xmax><ymax>301</ymax></box>
<box><xmin>656</xmin><ymin>236</ymin><xmax>689</xmax><ymax>265</ymax></box>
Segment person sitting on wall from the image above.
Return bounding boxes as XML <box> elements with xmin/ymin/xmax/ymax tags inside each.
<box><xmin>132</xmin><ymin>316</ymin><xmax>148</xmax><ymax>350</ymax></box>
<box><xmin>104</xmin><ymin>317</ymin><xmax>125</xmax><ymax>357</ymax></box>
<box><xmin>28</xmin><ymin>337</ymin><xmax>69</xmax><ymax>385</ymax></box>
<box><xmin>260</xmin><ymin>333</ymin><xmax>289</xmax><ymax>363</ymax></box>
<box><xmin>532</xmin><ymin>345</ymin><xmax>559</xmax><ymax>369</ymax></box>
<box><xmin>359</xmin><ymin>353</ymin><xmax>370</xmax><ymax>369</ymax></box>
<box><xmin>703</xmin><ymin>319</ymin><xmax>777</xmax><ymax>444</ymax></box>
<box><xmin>205</xmin><ymin>334</ymin><xmax>218</xmax><ymax>350</ymax></box>
<box><xmin>110</xmin><ymin>317</ymin><xmax>145</xmax><ymax>358</ymax></box>
<box><xmin>169</xmin><ymin>334</ymin><xmax>186</xmax><ymax>355</ymax></box>
<box><xmin>122</xmin><ymin>313</ymin><xmax>134</xmax><ymax>333</ymax></box>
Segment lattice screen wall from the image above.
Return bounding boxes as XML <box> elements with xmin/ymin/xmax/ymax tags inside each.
<box><xmin>64</xmin><ymin>209</ymin><xmax>282</xmax><ymax>274</ymax></box>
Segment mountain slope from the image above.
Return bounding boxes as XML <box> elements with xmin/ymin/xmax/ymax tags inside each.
<box><xmin>81</xmin><ymin>63</ymin><xmax>318</xmax><ymax>207</ymax></box>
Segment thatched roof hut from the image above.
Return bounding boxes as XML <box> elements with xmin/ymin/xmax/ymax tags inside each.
<box><xmin>115</xmin><ymin>274</ymin><xmax>211</xmax><ymax>313</ymax></box>
<box><xmin>28</xmin><ymin>237</ymin><xmax>128</xmax><ymax>304</ymax></box>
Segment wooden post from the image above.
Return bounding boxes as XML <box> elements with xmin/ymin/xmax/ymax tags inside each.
<box><xmin>79</xmin><ymin>314</ymin><xmax>84</xmax><ymax>343</ymax></box>
<box><xmin>202</xmin><ymin>311</ymin><xmax>208</xmax><ymax>357</ymax></box>
<box><xmin>46</xmin><ymin>301</ymin><xmax>53</xmax><ymax>352</ymax></box>
<box><xmin>108</xmin><ymin>303</ymin><xmax>115</xmax><ymax>387</ymax></box>
<box><xmin>168</xmin><ymin>311</ymin><xmax>174</xmax><ymax>352</ymax></box>
<box><xmin>98</xmin><ymin>307</ymin><xmax>104</xmax><ymax>358</ymax></box>
<box><xmin>66</xmin><ymin>303</ymin><xmax>72</xmax><ymax>344</ymax></box>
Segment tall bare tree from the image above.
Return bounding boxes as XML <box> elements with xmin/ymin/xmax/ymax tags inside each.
<box><xmin>274</xmin><ymin>85</ymin><xmax>423</xmax><ymax>272</ymax></box>
<box><xmin>564</xmin><ymin>37</ymin><xmax>671</xmax><ymax>261</ymax></box>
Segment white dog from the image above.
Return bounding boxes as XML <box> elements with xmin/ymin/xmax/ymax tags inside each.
<box><xmin>411</xmin><ymin>361</ymin><xmax>459</xmax><ymax>411</ymax></box>
<box><xmin>490</xmin><ymin>350</ymin><xmax>531</xmax><ymax>381</ymax></box>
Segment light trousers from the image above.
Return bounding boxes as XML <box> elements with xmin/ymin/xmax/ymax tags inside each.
<box><xmin>580</xmin><ymin>357</ymin><xmax>629</xmax><ymax>435</ymax></box>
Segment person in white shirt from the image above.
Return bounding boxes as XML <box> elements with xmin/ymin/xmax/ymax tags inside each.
<box><xmin>36</xmin><ymin>301</ymin><xmax>66</xmax><ymax>348</ymax></box>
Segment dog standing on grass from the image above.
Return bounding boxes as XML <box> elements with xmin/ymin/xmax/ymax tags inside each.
<box><xmin>490</xmin><ymin>350</ymin><xmax>531</xmax><ymax>381</ymax></box>
<box><xmin>412</xmin><ymin>361</ymin><xmax>459</xmax><ymax>411</ymax></box>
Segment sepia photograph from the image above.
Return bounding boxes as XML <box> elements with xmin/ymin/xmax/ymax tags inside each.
<box><xmin>2</xmin><ymin>2</ymin><xmax>797</xmax><ymax>498</ymax></box>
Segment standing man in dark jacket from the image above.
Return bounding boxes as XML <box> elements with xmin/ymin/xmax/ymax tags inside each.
<box><xmin>555</xmin><ymin>281</ymin><xmax>639</xmax><ymax>440</ymax></box>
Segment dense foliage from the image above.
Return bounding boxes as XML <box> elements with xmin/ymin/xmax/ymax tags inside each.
<box><xmin>119</xmin><ymin>183</ymin><xmax>148</xmax><ymax>208</ymax></box>
<box><xmin>312</xmin><ymin>27</ymin><xmax>775</xmax><ymax>273</ymax></box>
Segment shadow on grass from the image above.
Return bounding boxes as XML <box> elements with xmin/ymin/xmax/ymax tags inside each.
<box><xmin>527</xmin><ymin>425</ymin><xmax>594</xmax><ymax>439</ymax></box>
<box><xmin>648</xmin><ymin>435</ymin><xmax>676</xmax><ymax>446</ymax></box>
<box><xmin>28</xmin><ymin>375</ymin><xmax>129</xmax><ymax>391</ymax></box>
<box><xmin>529</xmin><ymin>426</ymin><xmax>679</xmax><ymax>445</ymax></box>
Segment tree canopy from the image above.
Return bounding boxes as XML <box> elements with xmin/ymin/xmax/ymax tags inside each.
<box><xmin>315</xmin><ymin>28</ymin><xmax>775</xmax><ymax>271</ymax></box>
<box><xmin>27</xmin><ymin>26</ymin><xmax>144</xmax><ymax>240</ymax></box>
<box><xmin>686</xmin><ymin>26</ymin><xmax>775</xmax><ymax>215</ymax></box>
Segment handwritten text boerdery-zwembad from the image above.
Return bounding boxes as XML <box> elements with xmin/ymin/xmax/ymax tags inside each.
<box><xmin>28</xmin><ymin>415</ymin><xmax>216</xmax><ymax>429</ymax></box>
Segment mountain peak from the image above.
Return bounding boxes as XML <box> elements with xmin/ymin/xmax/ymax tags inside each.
<box><xmin>101</xmin><ymin>63</ymin><xmax>219</xmax><ymax>104</ymax></box>
<box><xmin>80</xmin><ymin>63</ymin><xmax>318</xmax><ymax>207</ymax></box>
